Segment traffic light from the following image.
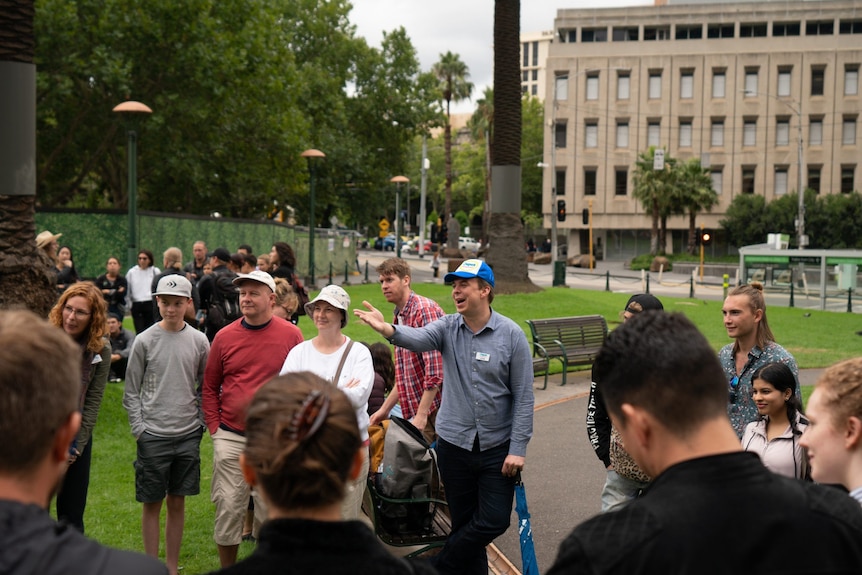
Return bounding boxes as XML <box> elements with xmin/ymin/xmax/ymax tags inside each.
<box><xmin>582</xmin><ymin>208</ymin><xmax>589</xmax><ymax>226</ymax></box>
<box><xmin>701</xmin><ymin>230</ymin><xmax>713</xmax><ymax>246</ymax></box>
<box><xmin>557</xmin><ymin>200</ymin><xmax>566</xmax><ymax>222</ymax></box>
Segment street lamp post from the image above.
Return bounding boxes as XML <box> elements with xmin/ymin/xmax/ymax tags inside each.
<box><xmin>743</xmin><ymin>90</ymin><xmax>805</xmax><ymax>249</ymax></box>
<box><xmin>301</xmin><ymin>148</ymin><xmax>326</xmax><ymax>286</ymax></box>
<box><xmin>113</xmin><ymin>101</ymin><xmax>152</xmax><ymax>270</ymax></box>
<box><xmin>391</xmin><ymin>175</ymin><xmax>409</xmax><ymax>258</ymax></box>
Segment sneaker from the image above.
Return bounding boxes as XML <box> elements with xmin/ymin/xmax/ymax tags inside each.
<box><xmin>109</xmin><ymin>376</ymin><xmax>122</xmax><ymax>383</ymax></box>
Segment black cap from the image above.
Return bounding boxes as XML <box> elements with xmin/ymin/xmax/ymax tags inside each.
<box><xmin>624</xmin><ymin>294</ymin><xmax>664</xmax><ymax>314</ymax></box>
<box><xmin>210</xmin><ymin>247</ymin><xmax>231</xmax><ymax>262</ymax></box>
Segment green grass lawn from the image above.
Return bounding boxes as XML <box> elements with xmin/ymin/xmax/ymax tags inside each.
<box><xmin>90</xmin><ymin>283</ymin><xmax>858</xmax><ymax>572</ymax></box>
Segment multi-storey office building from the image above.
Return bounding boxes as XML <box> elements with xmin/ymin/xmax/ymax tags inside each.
<box><xmin>543</xmin><ymin>0</ymin><xmax>862</xmax><ymax>259</ymax></box>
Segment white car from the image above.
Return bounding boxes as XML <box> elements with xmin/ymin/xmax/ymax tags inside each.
<box><xmin>459</xmin><ymin>237</ymin><xmax>480</xmax><ymax>253</ymax></box>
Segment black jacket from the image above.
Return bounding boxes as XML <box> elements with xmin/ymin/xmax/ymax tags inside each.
<box><xmin>0</xmin><ymin>500</ymin><xmax>166</xmax><ymax>575</ymax></box>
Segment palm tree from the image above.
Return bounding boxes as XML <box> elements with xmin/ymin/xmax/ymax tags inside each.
<box><xmin>677</xmin><ymin>158</ymin><xmax>719</xmax><ymax>254</ymax></box>
<box><xmin>485</xmin><ymin>0</ymin><xmax>537</xmax><ymax>291</ymax></box>
<box><xmin>432</xmin><ymin>51</ymin><xmax>473</xmax><ymax>226</ymax></box>
<box><xmin>632</xmin><ymin>148</ymin><xmax>677</xmax><ymax>255</ymax></box>
<box><xmin>0</xmin><ymin>0</ymin><xmax>56</xmax><ymax>315</ymax></box>
<box><xmin>469</xmin><ymin>88</ymin><xmax>493</xmax><ymax>243</ymax></box>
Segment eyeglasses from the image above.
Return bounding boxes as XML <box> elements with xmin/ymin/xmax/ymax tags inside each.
<box><xmin>729</xmin><ymin>375</ymin><xmax>740</xmax><ymax>404</ymax></box>
<box><xmin>63</xmin><ymin>305</ymin><xmax>91</xmax><ymax>319</ymax></box>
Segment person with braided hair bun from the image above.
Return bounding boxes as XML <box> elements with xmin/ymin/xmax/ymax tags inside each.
<box><xmin>206</xmin><ymin>372</ymin><xmax>435</xmax><ymax>575</ymax></box>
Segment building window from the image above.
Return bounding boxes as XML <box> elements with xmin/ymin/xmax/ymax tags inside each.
<box><xmin>846</xmin><ymin>67</ymin><xmax>859</xmax><ymax>96</ymax></box>
<box><xmin>647</xmin><ymin>121</ymin><xmax>661</xmax><ymax>147</ymax></box>
<box><xmin>522</xmin><ymin>71</ymin><xmax>529</xmax><ymax>82</ymax></box>
<box><xmin>679</xmin><ymin>121</ymin><xmax>692</xmax><ymax>147</ymax></box>
<box><xmin>584</xmin><ymin>168</ymin><xmax>597</xmax><ymax>195</ymax></box>
<box><xmin>776</xmin><ymin>118</ymin><xmax>790</xmax><ymax>146</ymax></box>
<box><xmin>843</xmin><ymin>117</ymin><xmax>857</xmax><ymax>145</ymax></box>
<box><xmin>586</xmin><ymin>75</ymin><xmax>599</xmax><ymax>101</ymax></box>
<box><xmin>743</xmin><ymin>120</ymin><xmax>757</xmax><ymax>147</ymax></box>
<box><xmin>644</xmin><ymin>26</ymin><xmax>671</xmax><ymax>41</ymax></box>
<box><xmin>806</xmin><ymin>21</ymin><xmax>834</xmax><ymax>36</ymax></box>
<box><xmin>585</xmin><ymin>122</ymin><xmax>598</xmax><ymax>148</ymax></box>
<box><xmin>740</xmin><ymin>23</ymin><xmax>767</xmax><ymax>37</ymax></box>
<box><xmin>522</xmin><ymin>43</ymin><xmax>529</xmax><ymax>68</ymax></box>
<box><xmin>532</xmin><ymin>70</ymin><xmax>538</xmax><ymax>81</ymax></box>
<box><xmin>676</xmin><ymin>25</ymin><xmax>703</xmax><ymax>40</ymax></box>
<box><xmin>742</xmin><ymin>167</ymin><xmax>756</xmax><ymax>194</ymax></box>
<box><xmin>745</xmin><ymin>69</ymin><xmax>758</xmax><ymax>95</ymax></box>
<box><xmin>711</xmin><ymin>120</ymin><xmax>725</xmax><ymax>147</ymax></box>
<box><xmin>707</xmin><ymin>23</ymin><xmax>734</xmax><ymax>38</ymax></box>
<box><xmin>615</xmin><ymin>168</ymin><xmax>628</xmax><ymax>196</ymax></box>
<box><xmin>531</xmin><ymin>41</ymin><xmax>538</xmax><ymax>67</ymax></box>
<box><xmin>582</xmin><ymin>27</ymin><xmax>607</xmax><ymax>42</ymax></box>
<box><xmin>713</xmin><ymin>71</ymin><xmax>726</xmax><ymax>98</ymax></box>
<box><xmin>521</xmin><ymin>85</ymin><xmax>528</xmax><ymax>94</ymax></box>
<box><xmin>808</xmin><ymin>166</ymin><xmax>821</xmax><ymax>194</ymax></box>
<box><xmin>616</xmin><ymin>121</ymin><xmax>629</xmax><ymax>148</ymax></box>
<box><xmin>842</xmin><ymin>166</ymin><xmax>856</xmax><ymax>193</ymax></box>
<box><xmin>774</xmin><ymin>167</ymin><xmax>788</xmax><ymax>196</ymax></box>
<box><xmin>649</xmin><ymin>72</ymin><xmax>662</xmax><ymax>99</ymax></box>
<box><xmin>555</xmin><ymin>170</ymin><xmax>565</xmax><ymax>196</ymax></box>
<box><xmin>680</xmin><ymin>72</ymin><xmax>694</xmax><ymax>99</ymax></box>
<box><xmin>531</xmin><ymin>85</ymin><xmax>537</xmax><ymax>96</ymax></box>
<box><xmin>617</xmin><ymin>73</ymin><xmax>630</xmax><ymax>100</ymax></box>
<box><xmin>555</xmin><ymin>122</ymin><xmax>567</xmax><ymax>148</ymax></box>
<box><xmin>584</xmin><ymin>166</ymin><xmax>597</xmax><ymax>196</ymax></box>
<box><xmin>777</xmin><ymin>69</ymin><xmax>792</xmax><ymax>97</ymax></box>
<box><xmin>773</xmin><ymin>22</ymin><xmax>801</xmax><ymax>36</ymax></box>
<box><xmin>555</xmin><ymin>74</ymin><xmax>568</xmax><ymax>100</ymax></box>
<box><xmin>811</xmin><ymin>67</ymin><xmax>825</xmax><ymax>96</ymax></box>
<box><xmin>810</xmin><ymin>118</ymin><xmax>823</xmax><ymax>145</ymax></box>
<box><xmin>613</xmin><ymin>27</ymin><xmax>638</xmax><ymax>41</ymax></box>
<box><xmin>840</xmin><ymin>19</ymin><xmax>862</xmax><ymax>35</ymax></box>
<box><xmin>711</xmin><ymin>168</ymin><xmax>723</xmax><ymax>194</ymax></box>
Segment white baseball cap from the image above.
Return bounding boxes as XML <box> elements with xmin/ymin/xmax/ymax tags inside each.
<box><xmin>232</xmin><ymin>270</ymin><xmax>276</xmax><ymax>293</ymax></box>
<box><xmin>154</xmin><ymin>274</ymin><xmax>193</xmax><ymax>298</ymax></box>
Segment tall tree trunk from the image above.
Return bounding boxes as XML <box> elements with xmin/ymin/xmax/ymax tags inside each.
<box><xmin>650</xmin><ymin>200</ymin><xmax>659</xmax><ymax>255</ymax></box>
<box><xmin>688</xmin><ymin>210</ymin><xmax>697</xmax><ymax>254</ymax></box>
<box><xmin>0</xmin><ymin>0</ymin><xmax>57</xmax><ymax>316</ymax></box>
<box><xmin>486</xmin><ymin>0</ymin><xmax>538</xmax><ymax>293</ymax></box>
<box><xmin>444</xmin><ymin>97</ymin><xmax>452</xmax><ymax>221</ymax></box>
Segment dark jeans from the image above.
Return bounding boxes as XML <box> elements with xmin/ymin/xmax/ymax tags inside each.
<box><xmin>434</xmin><ymin>437</ymin><xmax>515</xmax><ymax>575</ymax></box>
<box><xmin>56</xmin><ymin>437</ymin><xmax>93</xmax><ymax>533</ymax></box>
<box><xmin>131</xmin><ymin>300</ymin><xmax>154</xmax><ymax>334</ymax></box>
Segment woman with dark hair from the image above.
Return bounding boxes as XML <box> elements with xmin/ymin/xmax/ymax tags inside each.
<box><xmin>48</xmin><ymin>282</ymin><xmax>111</xmax><ymax>532</ymax></box>
<box><xmin>742</xmin><ymin>362</ymin><xmax>809</xmax><ymax>479</ymax></box>
<box><xmin>56</xmin><ymin>245</ymin><xmax>80</xmax><ymax>293</ymax></box>
<box><xmin>363</xmin><ymin>342</ymin><xmax>395</xmax><ymax>416</ymax></box>
<box><xmin>269</xmin><ymin>242</ymin><xmax>296</xmax><ymax>279</ymax></box>
<box><xmin>127</xmin><ymin>249</ymin><xmax>160</xmax><ymax>334</ymax></box>
<box><xmin>208</xmin><ymin>372</ymin><xmax>434</xmax><ymax>575</ymax></box>
<box><xmin>95</xmin><ymin>256</ymin><xmax>128</xmax><ymax>318</ymax></box>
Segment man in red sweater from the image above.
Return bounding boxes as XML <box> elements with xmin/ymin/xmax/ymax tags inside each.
<box><xmin>202</xmin><ymin>270</ymin><xmax>303</xmax><ymax>567</ymax></box>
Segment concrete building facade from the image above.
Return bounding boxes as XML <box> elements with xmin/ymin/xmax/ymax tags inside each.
<box><xmin>521</xmin><ymin>30</ymin><xmax>555</xmax><ymax>99</ymax></box>
<box><xmin>542</xmin><ymin>0</ymin><xmax>862</xmax><ymax>260</ymax></box>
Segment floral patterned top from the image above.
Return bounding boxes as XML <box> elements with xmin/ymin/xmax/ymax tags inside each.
<box><xmin>719</xmin><ymin>341</ymin><xmax>799</xmax><ymax>438</ymax></box>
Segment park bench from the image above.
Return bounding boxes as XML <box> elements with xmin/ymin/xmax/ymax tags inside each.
<box><xmin>526</xmin><ymin>315</ymin><xmax>608</xmax><ymax>389</ymax></box>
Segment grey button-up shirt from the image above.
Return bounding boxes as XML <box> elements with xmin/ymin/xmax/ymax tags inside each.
<box><xmin>390</xmin><ymin>309</ymin><xmax>534</xmax><ymax>456</ymax></box>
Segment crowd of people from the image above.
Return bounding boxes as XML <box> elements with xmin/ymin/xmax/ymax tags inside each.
<box><xmin>5</xmin><ymin>231</ymin><xmax>862</xmax><ymax>574</ymax></box>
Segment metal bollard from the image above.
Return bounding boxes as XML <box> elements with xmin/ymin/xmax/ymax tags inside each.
<box><xmin>789</xmin><ymin>282</ymin><xmax>795</xmax><ymax>308</ymax></box>
<box><xmin>689</xmin><ymin>276</ymin><xmax>694</xmax><ymax>299</ymax></box>
<box><xmin>848</xmin><ymin>288</ymin><xmax>854</xmax><ymax>313</ymax></box>
<box><xmin>722</xmin><ymin>274</ymin><xmax>729</xmax><ymax>299</ymax></box>
<box><xmin>344</xmin><ymin>261</ymin><xmax>349</xmax><ymax>284</ymax></box>
<box><xmin>605</xmin><ymin>271</ymin><xmax>610</xmax><ymax>292</ymax></box>
<box><xmin>328</xmin><ymin>262</ymin><xmax>333</xmax><ymax>284</ymax></box>
<box><xmin>646</xmin><ymin>273</ymin><xmax>650</xmax><ymax>294</ymax></box>
<box><xmin>364</xmin><ymin>261</ymin><xmax>369</xmax><ymax>283</ymax></box>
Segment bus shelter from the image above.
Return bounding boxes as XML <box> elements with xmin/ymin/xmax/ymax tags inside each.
<box><xmin>738</xmin><ymin>246</ymin><xmax>862</xmax><ymax>311</ymax></box>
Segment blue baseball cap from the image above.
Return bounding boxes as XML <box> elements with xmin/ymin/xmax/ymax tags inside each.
<box><xmin>444</xmin><ymin>259</ymin><xmax>495</xmax><ymax>287</ymax></box>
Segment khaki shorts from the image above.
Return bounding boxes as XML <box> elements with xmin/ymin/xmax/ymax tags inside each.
<box><xmin>211</xmin><ymin>428</ymin><xmax>267</xmax><ymax>546</ymax></box>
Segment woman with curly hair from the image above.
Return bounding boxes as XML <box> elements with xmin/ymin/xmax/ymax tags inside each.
<box><xmin>207</xmin><ymin>372</ymin><xmax>434</xmax><ymax>575</ymax></box>
<box><xmin>48</xmin><ymin>282</ymin><xmax>111</xmax><ymax>533</ymax></box>
<box><xmin>801</xmin><ymin>358</ymin><xmax>862</xmax><ymax>504</ymax></box>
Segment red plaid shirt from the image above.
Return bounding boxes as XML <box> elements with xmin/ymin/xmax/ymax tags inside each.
<box><xmin>393</xmin><ymin>291</ymin><xmax>445</xmax><ymax>419</ymax></box>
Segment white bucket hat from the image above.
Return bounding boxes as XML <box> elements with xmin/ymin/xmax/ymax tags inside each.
<box><xmin>305</xmin><ymin>284</ymin><xmax>350</xmax><ymax>327</ymax></box>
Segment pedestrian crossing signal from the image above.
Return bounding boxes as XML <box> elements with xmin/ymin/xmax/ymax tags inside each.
<box><xmin>557</xmin><ymin>200</ymin><xmax>566</xmax><ymax>222</ymax></box>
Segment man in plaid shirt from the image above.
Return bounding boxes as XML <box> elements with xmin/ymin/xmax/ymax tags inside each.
<box><xmin>369</xmin><ymin>258</ymin><xmax>444</xmax><ymax>442</ymax></box>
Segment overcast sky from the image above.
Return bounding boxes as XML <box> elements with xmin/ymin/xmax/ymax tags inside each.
<box><xmin>350</xmin><ymin>0</ymin><xmax>652</xmax><ymax>114</ymax></box>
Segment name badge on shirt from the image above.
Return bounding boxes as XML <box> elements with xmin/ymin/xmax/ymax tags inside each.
<box><xmin>476</xmin><ymin>351</ymin><xmax>490</xmax><ymax>362</ymax></box>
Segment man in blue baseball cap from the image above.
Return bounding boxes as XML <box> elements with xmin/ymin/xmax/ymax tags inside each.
<box><xmin>355</xmin><ymin>259</ymin><xmax>534</xmax><ymax>575</ymax></box>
